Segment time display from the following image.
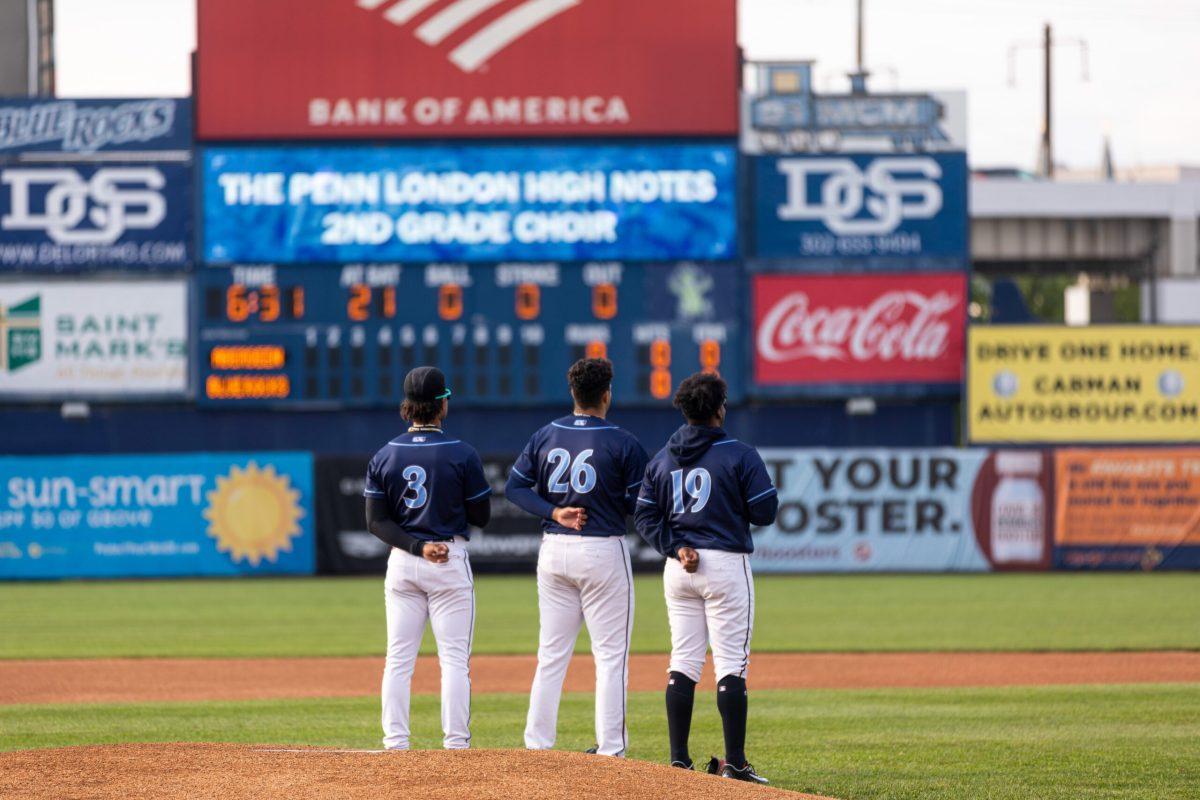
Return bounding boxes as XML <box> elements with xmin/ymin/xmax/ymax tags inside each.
<box><xmin>196</xmin><ymin>262</ymin><xmax>742</xmax><ymax>407</ymax></box>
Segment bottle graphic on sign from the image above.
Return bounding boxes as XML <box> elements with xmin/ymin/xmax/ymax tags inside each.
<box><xmin>989</xmin><ymin>451</ymin><xmax>1045</xmax><ymax>564</ymax></box>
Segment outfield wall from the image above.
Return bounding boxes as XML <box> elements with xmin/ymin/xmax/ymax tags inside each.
<box><xmin>2</xmin><ymin>446</ymin><xmax>1196</xmax><ymax>579</ymax></box>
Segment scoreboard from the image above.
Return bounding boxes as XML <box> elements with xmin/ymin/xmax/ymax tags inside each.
<box><xmin>196</xmin><ymin>262</ymin><xmax>742</xmax><ymax>407</ymax></box>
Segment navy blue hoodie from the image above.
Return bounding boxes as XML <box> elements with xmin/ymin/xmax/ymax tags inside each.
<box><xmin>635</xmin><ymin>425</ymin><xmax>778</xmax><ymax>555</ymax></box>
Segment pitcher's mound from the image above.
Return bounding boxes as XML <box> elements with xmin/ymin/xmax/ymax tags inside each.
<box><xmin>0</xmin><ymin>743</ymin><xmax>833</xmax><ymax>799</ymax></box>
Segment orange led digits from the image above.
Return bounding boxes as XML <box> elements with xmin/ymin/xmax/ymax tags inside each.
<box><xmin>700</xmin><ymin>339</ymin><xmax>721</xmax><ymax>373</ymax></box>
<box><xmin>516</xmin><ymin>283</ymin><xmax>541</xmax><ymax>320</ymax></box>
<box><xmin>210</xmin><ymin>346</ymin><xmax>286</xmax><ymax>370</ymax></box>
<box><xmin>226</xmin><ymin>284</ymin><xmax>249</xmax><ymax>322</ymax></box>
<box><xmin>259</xmin><ymin>285</ymin><xmax>280</xmax><ymax>322</ymax></box>
<box><xmin>439</xmin><ymin>283</ymin><xmax>463</xmax><ymax>320</ymax></box>
<box><xmin>347</xmin><ymin>284</ymin><xmax>370</xmax><ymax>321</ymax></box>
<box><xmin>205</xmin><ymin>374</ymin><xmax>291</xmax><ymax>399</ymax></box>
<box><xmin>586</xmin><ymin>340</ymin><xmax>608</xmax><ymax>360</ymax></box>
<box><xmin>650</xmin><ymin>338</ymin><xmax>672</xmax><ymax>399</ymax></box>
<box><xmin>649</xmin><ymin>339</ymin><xmax>671</xmax><ymax>368</ymax></box>
<box><xmin>592</xmin><ymin>283</ymin><xmax>617</xmax><ymax>320</ymax></box>
<box><xmin>290</xmin><ymin>286</ymin><xmax>306</xmax><ymax>318</ymax></box>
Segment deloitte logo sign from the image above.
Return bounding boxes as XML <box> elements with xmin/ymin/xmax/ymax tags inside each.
<box><xmin>0</xmin><ymin>296</ymin><xmax>41</xmax><ymax>373</ymax></box>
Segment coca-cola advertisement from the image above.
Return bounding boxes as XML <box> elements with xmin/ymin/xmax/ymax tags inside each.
<box><xmin>752</xmin><ymin>272</ymin><xmax>966</xmax><ymax>387</ymax></box>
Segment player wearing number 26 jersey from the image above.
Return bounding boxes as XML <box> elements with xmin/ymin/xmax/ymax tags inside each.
<box><xmin>506</xmin><ymin>358</ymin><xmax>649</xmax><ymax>757</ymax></box>
<box><xmin>635</xmin><ymin>372</ymin><xmax>778</xmax><ymax>784</ymax></box>
<box><xmin>364</xmin><ymin>366</ymin><xmax>491</xmax><ymax>752</ymax></box>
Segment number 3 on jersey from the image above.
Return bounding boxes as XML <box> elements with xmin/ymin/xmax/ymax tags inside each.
<box><xmin>402</xmin><ymin>465</ymin><xmax>428</xmax><ymax>509</ymax></box>
<box><xmin>546</xmin><ymin>448</ymin><xmax>597</xmax><ymax>494</ymax></box>
<box><xmin>671</xmin><ymin>468</ymin><xmax>711</xmax><ymax>514</ymax></box>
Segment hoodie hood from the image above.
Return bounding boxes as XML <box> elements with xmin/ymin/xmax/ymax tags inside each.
<box><xmin>667</xmin><ymin>424</ymin><xmax>728</xmax><ymax>467</ymax></box>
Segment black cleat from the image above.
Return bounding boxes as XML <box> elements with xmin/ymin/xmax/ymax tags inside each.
<box><xmin>670</xmin><ymin>759</ymin><xmax>694</xmax><ymax>770</ymax></box>
<box><xmin>721</xmin><ymin>762</ymin><xmax>770</xmax><ymax>784</ymax></box>
<box><xmin>705</xmin><ymin>756</ymin><xmax>723</xmax><ymax>775</ymax></box>
<box><xmin>584</xmin><ymin>745</ymin><xmax>598</xmax><ymax>754</ymax></box>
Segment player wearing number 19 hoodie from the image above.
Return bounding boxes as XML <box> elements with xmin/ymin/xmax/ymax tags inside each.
<box><xmin>635</xmin><ymin>372</ymin><xmax>777</xmax><ymax>784</ymax></box>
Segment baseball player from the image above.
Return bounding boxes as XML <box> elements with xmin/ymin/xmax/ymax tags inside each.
<box><xmin>364</xmin><ymin>366</ymin><xmax>492</xmax><ymax>751</ymax></box>
<box><xmin>505</xmin><ymin>357</ymin><xmax>649</xmax><ymax>757</ymax></box>
<box><xmin>634</xmin><ymin>372</ymin><xmax>778</xmax><ymax>783</ymax></box>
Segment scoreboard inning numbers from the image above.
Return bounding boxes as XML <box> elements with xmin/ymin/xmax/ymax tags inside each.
<box><xmin>196</xmin><ymin>263</ymin><xmax>742</xmax><ymax>407</ymax></box>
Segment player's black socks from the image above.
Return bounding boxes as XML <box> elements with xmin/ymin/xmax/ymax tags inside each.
<box><xmin>717</xmin><ymin>674</ymin><xmax>748</xmax><ymax>768</ymax></box>
<box><xmin>665</xmin><ymin>671</ymin><xmax>697</xmax><ymax>765</ymax></box>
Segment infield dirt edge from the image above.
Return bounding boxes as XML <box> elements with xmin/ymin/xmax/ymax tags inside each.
<box><xmin>0</xmin><ymin>743</ymin><xmax>835</xmax><ymax>799</ymax></box>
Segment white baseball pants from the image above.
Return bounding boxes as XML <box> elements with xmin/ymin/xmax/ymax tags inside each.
<box><xmin>664</xmin><ymin>549</ymin><xmax>754</xmax><ymax>683</ymax></box>
<box><xmin>382</xmin><ymin>537</ymin><xmax>475</xmax><ymax>750</ymax></box>
<box><xmin>525</xmin><ymin>534</ymin><xmax>634</xmax><ymax>757</ymax></box>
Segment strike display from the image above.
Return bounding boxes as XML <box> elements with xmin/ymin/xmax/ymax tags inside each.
<box><xmin>196</xmin><ymin>262</ymin><xmax>741</xmax><ymax>407</ymax></box>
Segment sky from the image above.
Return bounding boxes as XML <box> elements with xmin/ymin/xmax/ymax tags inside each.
<box><xmin>52</xmin><ymin>0</ymin><xmax>1200</xmax><ymax>170</ymax></box>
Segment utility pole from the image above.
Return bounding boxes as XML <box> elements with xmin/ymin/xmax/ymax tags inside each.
<box><xmin>1042</xmin><ymin>22</ymin><xmax>1052</xmax><ymax>177</ymax></box>
<box><xmin>848</xmin><ymin>0</ymin><xmax>869</xmax><ymax>94</ymax></box>
<box><xmin>1008</xmin><ymin>24</ymin><xmax>1088</xmax><ymax>178</ymax></box>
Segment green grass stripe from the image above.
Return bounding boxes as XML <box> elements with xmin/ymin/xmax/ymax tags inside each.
<box><xmin>1</xmin><ymin>573</ymin><xmax>1197</xmax><ymax>659</ymax></box>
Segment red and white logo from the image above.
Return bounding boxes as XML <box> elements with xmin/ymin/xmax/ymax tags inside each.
<box><xmin>357</xmin><ymin>0</ymin><xmax>582</xmax><ymax>74</ymax></box>
<box><xmin>196</xmin><ymin>0</ymin><xmax>737</xmax><ymax>139</ymax></box>
<box><xmin>753</xmin><ymin>273</ymin><xmax>966</xmax><ymax>385</ymax></box>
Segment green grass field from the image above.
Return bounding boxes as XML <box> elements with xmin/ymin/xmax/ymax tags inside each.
<box><xmin>1</xmin><ymin>573</ymin><xmax>1197</xmax><ymax>659</ymax></box>
<box><xmin>2</xmin><ymin>573</ymin><xmax>1198</xmax><ymax>799</ymax></box>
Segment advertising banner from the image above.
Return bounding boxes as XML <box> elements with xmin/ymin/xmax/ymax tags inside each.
<box><xmin>196</xmin><ymin>0</ymin><xmax>737</xmax><ymax>139</ymax></box>
<box><xmin>967</xmin><ymin>325</ymin><xmax>1200</xmax><ymax>443</ymax></box>
<box><xmin>315</xmin><ymin>453</ymin><xmax>662</xmax><ymax>574</ymax></box>
<box><xmin>0</xmin><ymin>280</ymin><xmax>188</xmax><ymax>398</ymax></box>
<box><xmin>739</xmin><ymin>62</ymin><xmax>966</xmax><ymax>155</ymax></box>
<box><xmin>752</xmin><ymin>272</ymin><xmax>966</xmax><ymax>391</ymax></box>
<box><xmin>202</xmin><ymin>143</ymin><xmax>736</xmax><ymax>264</ymax></box>
<box><xmin>0</xmin><ymin>452</ymin><xmax>314</xmax><ymax>579</ymax></box>
<box><xmin>749</xmin><ymin>152</ymin><xmax>969</xmax><ymax>267</ymax></box>
<box><xmin>0</xmin><ymin>163</ymin><xmax>192</xmax><ymax>269</ymax></box>
<box><xmin>1054</xmin><ymin>449</ymin><xmax>1200</xmax><ymax>570</ymax></box>
<box><xmin>750</xmin><ymin>448</ymin><xmax>1052</xmax><ymax>573</ymax></box>
<box><xmin>0</xmin><ymin>98</ymin><xmax>192</xmax><ymax>156</ymax></box>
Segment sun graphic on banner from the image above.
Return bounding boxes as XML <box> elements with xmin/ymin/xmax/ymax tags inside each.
<box><xmin>203</xmin><ymin>462</ymin><xmax>304</xmax><ymax>565</ymax></box>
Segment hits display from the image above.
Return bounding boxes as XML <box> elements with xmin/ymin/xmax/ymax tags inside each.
<box><xmin>196</xmin><ymin>262</ymin><xmax>741</xmax><ymax>407</ymax></box>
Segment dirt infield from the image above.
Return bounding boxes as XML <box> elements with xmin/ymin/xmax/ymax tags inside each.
<box><xmin>0</xmin><ymin>744</ymin><xmax>830</xmax><ymax>799</ymax></box>
<box><xmin>2</xmin><ymin>651</ymin><xmax>1197</xmax><ymax>706</ymax></box>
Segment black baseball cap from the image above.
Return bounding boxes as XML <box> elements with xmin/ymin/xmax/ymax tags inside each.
<box><xmin>404</xmin><ymin>366</ymin><xmax>452</xmax><ymax>403</ymax></box>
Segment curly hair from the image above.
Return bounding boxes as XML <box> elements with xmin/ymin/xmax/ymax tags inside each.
<box><xmin>673</xmin><ymin>372</ymin><xmax>727</xmax><ymax>424</ymax></box>
<box><xmin>567</xmin><ymin>357</ymin><xmax>613</xmax><ymax>408</ymax></box>
<box><xmin>401</xmin><ymin>398</ymin><xmax>443</xmax><ymax>426</ymax></box>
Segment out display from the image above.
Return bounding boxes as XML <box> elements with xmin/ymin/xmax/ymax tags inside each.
<box><xmin>196</xmin><ymin>262</ymin><xmax>741</xmax><ymax>407</ymax></box>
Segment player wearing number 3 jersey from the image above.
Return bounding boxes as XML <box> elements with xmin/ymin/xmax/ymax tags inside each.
<box><xmin>364</xmin><ymin>367</ymin><xmax>491</xmax><ymax>751</ymax></box>
<box><xmin>635</xmin><ymin>372</ymin><xmax>778</xmax><ymax>784</ymax></box>
<box><xmin>506</xmin><ymin>358</ymin><xmax>649</xmax><ymax>757</ymax></box>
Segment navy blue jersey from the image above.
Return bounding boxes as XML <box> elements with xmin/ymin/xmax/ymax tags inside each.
<box><xmin>364</xmin><ymin>429</ymin><xmax>491</xmax><ymax>541</ymax></box>
<box><xmin>635</xmin><ymin>425</ymin><xmax>778</xmax><ymax>555</ymax></box>
<box><xmin>506</xmin><ymin>414</ymin><xmax>649</xmax><ymax>536</ymax></box>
